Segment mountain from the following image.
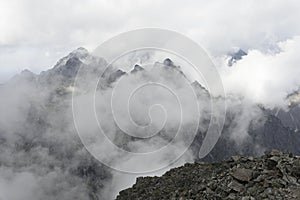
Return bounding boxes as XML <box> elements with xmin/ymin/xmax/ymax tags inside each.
<box><xmin>0</xmin><ymin>48</ymin><xmax>111</xmax><ymax>200</ymax></box>
<box><xmin>194</xmin><ymin>101</ymin><xmax>300</xmax><ymax>163</ymax></box>
<box><xmin>116</xmin><ymin>150</ymin><xmax>300</xmax><ymax>199</ymax></box>
<box><xmin>1</xmin><ymin>47</ymin><xmax>300</xmax><ymax>199</ymax></box>
<box><xmin>228</xmin><ymin>49</ymin><xmax>247</xmax><ymax>66</ymax></box>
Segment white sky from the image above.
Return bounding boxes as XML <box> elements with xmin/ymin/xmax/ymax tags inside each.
<box><xmin>0</xmin><ymin>0</ymin><xmax>300</xmax><ymax>83</ymax></box>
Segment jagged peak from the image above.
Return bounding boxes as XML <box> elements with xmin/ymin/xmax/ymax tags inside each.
<box><xmin>230</xmin><ymin>49</ymin><xmax>247</xmax><ymax>57</ymax></box>
<box><xmin>191</xmin><ymin>80</ymin><xmax>205</xmax><ymax>90</ymax></box>
<box><xmin>70</xmin><ymin>47</ymin><xmax>89</xmax><ymax>56</ymax></box>
<box><xmin>106</xmin><ymin>69</ymin><xmax>127</xmax><ymax>84</ymax></box>
<box><xmin>10</xmin><ymin>69</ymin><xmax>36</xmax><ymax>83</ymax></box>
<box><xmin>162</xmin><ymin>58</ymin><xmax>183</xmax><ymax>72</ymax></box>
<box><xmin>163</xmin><ymin>58</ymin><xmax>174</xmax><ymax>66</ymax></box>
<box><xmin>131</xmin><ymin>64</ymin><xmax>144</xmax><ymax>74</ymax></box>
<box><xmin>228</xmin><ymin>48</ymin><xmax>247</xmax><ymax>66</ymax></box>
<box><xmin>20</xmin><ymin>69</ymin><xmax>35</xmax><ymax>76</ymax></box>
<box><xmin>191</xmin><ymin>80</ymin><xmax>209</xmax><ymax>95</ymax></box>
<box><xmin>54</xmin><ymin>47</ymin><xmax>89</xmax><ymax>69</ymax></box>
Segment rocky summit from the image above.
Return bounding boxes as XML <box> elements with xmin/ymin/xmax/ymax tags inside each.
<box><xmin>116</xmin><ymin>150</ymin><xmax>300</xmax><ymax>200</ymax></box>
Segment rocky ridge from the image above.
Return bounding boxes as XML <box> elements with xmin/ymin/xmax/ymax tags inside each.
<box><xmin>116</xmin><ymin>150</ymin><xmax>300</xmax><ymax>200</ymax></box>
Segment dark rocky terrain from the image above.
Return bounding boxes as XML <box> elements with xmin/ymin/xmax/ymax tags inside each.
<box><xmin>117</xmin><ymin>150</ymin><xmax>300</xmax><ymax>200</ymax></box>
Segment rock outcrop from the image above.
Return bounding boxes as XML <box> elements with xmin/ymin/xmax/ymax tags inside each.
<box><xmin>116</xmin><ymin>150</ymin><xmax>300</xmax><ymax>200</ymax></box>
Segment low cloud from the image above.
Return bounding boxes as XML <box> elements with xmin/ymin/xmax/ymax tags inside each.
<box><xmin>219</xmin><ymin>36</ymin><xmax>300</xmax><ymax>107</ymax></box>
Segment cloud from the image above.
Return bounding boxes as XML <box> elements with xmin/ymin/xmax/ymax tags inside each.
<box><xmin>1</xmin><ymin>0</ymin><xmax>300</xmax><ymax>82</ymax></box>
<box><xmin>0</xmin><ymin>169</ymin><xmax>39</xmax><ymax>200</ymax></box>
<box><xmin>1</xmin><ymin>1</ymin><xmax>300</xmax><ymax>198</ymax></box>
<box><xmin>0</xmin><ymin>55</ymin><xmax>205</xmax><ymax>199</ymax></box>
<box><xmin>0</xmin><ymin>71</ymin><xmax>99</xmax><ymax>199</ymax></box>
<box><xmin>219</xmin><ymin>36</ymin><xmax>300</xmax><ymax>107</ymax></box>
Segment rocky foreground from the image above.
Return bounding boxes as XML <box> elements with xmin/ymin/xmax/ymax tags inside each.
<box><xmin>116</xmin><ymin>150</ymin><xmax>300</xmax><ymax>200</ymax></box>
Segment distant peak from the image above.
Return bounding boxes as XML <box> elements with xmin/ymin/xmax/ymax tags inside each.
<box><xmin>20</xmin><ymin>69</ymin><xmax>36</xmax><ymax>80</ymax></box>
<box><xmin>131</xmin><ymin>64</ymin><xmax>144</xmax><ymax>74</ymax></box>
<box><xmin>69</xmin><ymin>47</ymin><xmax>89</xmax><ymax>58</ymax></box>
<box><xmin>228</xmin><ymin>49</ymin><xmax>247</xmax><ymax>66</ymax></box>
<box><xmin>21</xmin><ymin>69</ymin><xmax>34</xmax><ymax>75</ymax></box>
<box><xmin>134</xmin><ymin>64</ymin><xmax>143</xmax><ymax>70</ymax></box>
<box><xmin>191</xmin><ymin>81</ymin><xmax>207</xmax><ymax>91</ymax></box>
<box><xmin>10</xmin><ymin>69</ymin><xmax>36</xmax><ymax>83</ymax></box>
<box><xmin>72</xmin><ymin>47</ymin><xmax>89</xmax><ymax>54</ymax></box>
<box><xmin>163</xmin><ymin>58</ymin><xmax>174</xmax><ymax>66</ymax></box>
<box><xmin>108</xmin><ymin>69</ymin><xmax>126</xmax><ymax>83</ymax></box>
<box><xmin>54</xmin><ymin>47</ymin><xmax>89</xmax><ymax>69</ymax></box>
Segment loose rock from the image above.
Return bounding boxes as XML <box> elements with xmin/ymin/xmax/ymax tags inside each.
<box><xmin>116</xmin><ymin>150</ymin><xmax>300</xmax><ymax>200</ymax></box>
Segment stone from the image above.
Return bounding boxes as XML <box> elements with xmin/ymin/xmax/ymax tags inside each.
<box><xmin>242</xmin><ymin>196</ymin><xmax>255</xmax><ymax>200</ymax></box>
<box><xmin>270</xmin><ymin>149</ymin><xmax>283</xmax><ymax>156</ymax></box>
<box><xmin>291</xmin><ymin>166</ymin><xmax>300</xmax><ymax>178</ymax></box>
<box><xmin>227</xmin><ymin>193</ymin><xmax>236</xmax><ymax>199</ymax></box>
<box><xmin>231</xmin><ymin>168</ymin><xmax>253</xmax><ymax>182</ymax></box>
<box><xmin>228</xmin><ymin>180</ymin><xmax>245</xmax><ymax>192</ymax></box>
<box><xmin>232</xmin><ymin>155</ymin><xmax>241</xmax><ymax>162</ymax></box>
<box><xmin>248</xmin><ymin>156</ymin><xmax>254</xmax><ymax>161</ymax></box>
<box><xmin>265</xmin><ymin>159</ymin><xmax>278</xmax><ymax>170</ymax></box>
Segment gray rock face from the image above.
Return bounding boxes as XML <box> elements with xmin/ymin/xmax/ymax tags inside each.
<box><xmin>116</xmin><ymin>150</ymin><xmax>300</xmax><ymax>200</ymax></box>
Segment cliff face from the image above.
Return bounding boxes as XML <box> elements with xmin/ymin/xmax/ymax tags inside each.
<box><xmin>116</xmin><ymin>150</ymin><xmax>300</xmax><ymax>200</ymax></box>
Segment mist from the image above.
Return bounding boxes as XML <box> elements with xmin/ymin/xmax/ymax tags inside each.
<box><xmin>0</xmin><ymin>50</ymin><xmax>214</xmax><ymax>199</ymax></box>
<box><xmin>218</xmin><ymin>36</ymin><xmax>300</xmax><ymax>108</ymax></box>
<box><xmin>1</xmin><ymin>35</ymin><xmax>300</xmax><ymax>199</ymax></box>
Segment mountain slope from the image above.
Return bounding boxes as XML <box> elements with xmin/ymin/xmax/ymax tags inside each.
<box><xmin>116</xmin><ymin>150</ymin><xmax>300</xmax><ymax>200</ymax></box>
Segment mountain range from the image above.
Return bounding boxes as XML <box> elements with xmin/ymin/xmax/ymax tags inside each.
<box><xmin>1</xmin><ymin>47</ymin><xmax>300</xmax><ymax>199</ymax></box>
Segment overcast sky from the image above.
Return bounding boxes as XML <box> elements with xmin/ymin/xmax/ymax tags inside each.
<box><xmin>1</xmin><ymin>0</ymin><xmax>300</xmax><ymax>83</ymax></box>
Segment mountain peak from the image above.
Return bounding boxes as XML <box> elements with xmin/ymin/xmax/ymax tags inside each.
<box><xmin>191</xmin><ymin>80</ymin><xmax>206</xmax><ymax>90</ymax></box>
<box><xmin>131</xmin><ymin>64</ymin><xmax>144</xmax><ymax>74</ymax></box>
<box><xmin>9</xmin><ymin>69</ymin><xmax>36</xmax><ymax>84</ymax></box>
<box><xmin>163</xmin><ymin>58</ymin><xmax>174</xmax><ymax>66</ymax></box>
<box><xmin>228</xmin><ymin>49</ymin><xmax>247</xmax><ymax>66</ymax></box>
<box><xmin>54</xmin><ymin>47</ymin><xmax>89</xmax><ymax>69</ymax></box>
<box><xmin>67</xmin><ymin>47</ymin><xmax>89</xmax><ymax>61</ymax></box>
<box><xmin>20</xmin><ymin>69</ymin><xmax>35</xmax><ymax>76</ymax></box>
<box><xmin>71</xmin><ymin>47</ymin><xmax>89</xmax><ymax>56</ymax></box>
